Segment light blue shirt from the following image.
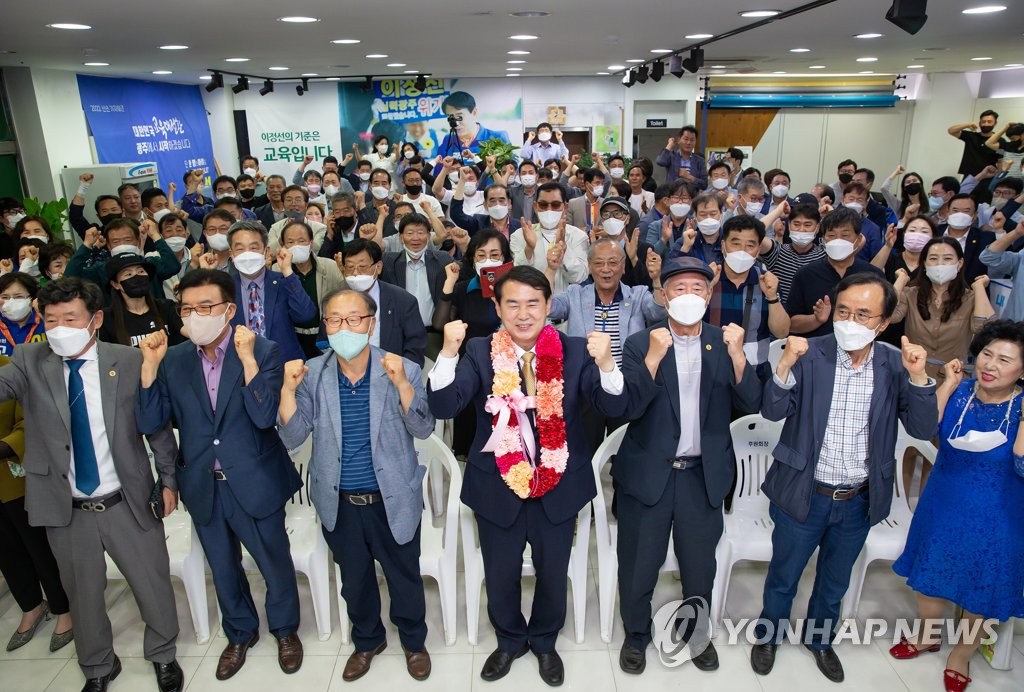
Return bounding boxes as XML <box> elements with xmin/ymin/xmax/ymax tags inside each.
<box><xmin>980</xmin><ymin>245</ymin><xmax>1024</xmax><ymax>321</ymax></box>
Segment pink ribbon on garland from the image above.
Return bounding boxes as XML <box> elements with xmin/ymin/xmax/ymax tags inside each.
<box><xmin>481</xmin><ymin>391</ymin><xmax>537</xmax><ymax>463</ymax></box>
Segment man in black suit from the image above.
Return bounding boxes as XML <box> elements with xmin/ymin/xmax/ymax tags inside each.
<box><xmin>338</xmin><ymin>239</ymin><xmax>426</xmax><ymax>366</ymax></box>
<box><xmin>938</xmin><ymin>193</ymin><xmax>996</xmax><ymax>283</ymax></box>
<box><xmin>427</xmin><ymin>266</ymin><xmax>628</xmax><ymax>686</ymax></box>
<box><xmin>614</xmin><ymin>257</ymin><xmax>762</xmax><ymax>675</ymax></box>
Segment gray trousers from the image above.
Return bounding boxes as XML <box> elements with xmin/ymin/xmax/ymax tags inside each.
<box><xmin>46</xmin><ymin>499</ymin><xmax>178</xmax><ymax>678</ymax></box>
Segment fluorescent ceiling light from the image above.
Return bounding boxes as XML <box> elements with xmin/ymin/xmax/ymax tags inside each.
<box><xmin>365</xmin><ymin>54</ymin><xmax>388</xmax><ymax>58</ymax></box>
<box><xmin>739</xmin><ymin>10</ymin><xmax>780</xmax><ymax>18</ymax></box>
<box><xmin>961</xmin><ymin>6</ymin><xmax>1006</xmax><ymax>14</ymax></box>
<box><xmin>508</xmin><ymin>50</ymin><xmax>531</xmax><ymax>55</ymax></box>
<box><xmin>160</xmin><ymin>45</ymin><xmax>188</xmax><ymax>50</ymax></box>
<box><xmin>47</xmin><ymin>23</ymin><xmax>91</xmax><ymax>30</ymax></box>
<box><xmin>651</xmin><ymin>49</ymin><xmax>673</xmax><ymax>54</ymax></box>
<box><xmin>83</xmin><ymin>62</ymin><xmax>108</xmax><ymax>66</ymax></box>
<box><xmin>268</xmin><ymin>66</ymin><xmax>289</xmax><ymax>71</ymax></box>
<box><xmin>331</xmin><ymin>39</ymin><xmax>360</xmax><ymax>44</ymax></box>
<box><xmin>225</xmin><ymin>57</ymin><xmax>249</xmax><ymax>62</ymax></box>
<box><xmin>856</xmin><ymin>57</ymin><xmax>878</xmax><ymax>62</ymax></box>
<box><xmin>278</xmin><ymin>16</ymin><xmax>319</xmax><ymax>23</ymax></box>
<box><xmin>509</xmin><ymin>34</ymin><xmax>538</xmax><ymax>40</ymax></box>
<box><xmin>685</xmin><ymin>33</ymin><xmax>713</xmax><ymax>39</ymax></box>
<box><xmin>152</xmin><ymin>70</ymin><xmax>172</xmax><ymax>75</ymax></box>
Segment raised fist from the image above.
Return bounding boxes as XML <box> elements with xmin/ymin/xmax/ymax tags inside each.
<box><xmin>441</xmin><ymin>320</ymin><xmax>467</xmax><ymax>357</ymax></box>
<box><xmin>586</xmin><ymin>331</ymin><xmax>615</xmax><ymax>372</ymax></box>
<box><xmin>381</xmin><ymin>352</ymin><xmax>408</xmax><ymax>386</ymax></box>
<box><xmin>283</xmin><ymin>359</ymin><xmax>308</xmax><ymax>392</ymax></box>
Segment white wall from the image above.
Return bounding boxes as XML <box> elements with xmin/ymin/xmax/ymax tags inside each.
<box><xmin>203</xmin><ymin>88</ymin><xmax>238</xmax><ymax>175</ymax></box>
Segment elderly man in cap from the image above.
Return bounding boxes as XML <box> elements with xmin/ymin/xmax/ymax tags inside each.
<box><xmin>595</xmin><ymin>197</ymin><xmax>660</xmax><ymax>289</ymax></box>
<box><xmin>614</xmin><ymin>256</ymin><xmax>763</xmax><ymax>675</ymax></box>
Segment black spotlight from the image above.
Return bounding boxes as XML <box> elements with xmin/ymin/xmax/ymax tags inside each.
<box><xmin>622</xmin><ymin>69</ymin><xmax>637</xmax><ymax>88</ymax></box>
<box><xmin>650</xmin><ymin>60</ymin><xmax>665</xmax><ymax>82</ymax></box>
<box><xmin>204</xmin><ymin>72</ymin><xmax>223</xmax><ymax>92</ymax></box>
<box><xmin>414</xmin><ymin>74</ymin><xmax>427</xmax><ymax>91</ymax></box>
<box><xmin>296</xmin><ymin>78</ymin><xmax>309</xmax><ymax>96</ymax></box>
<box><xmin>259</xmin><ymin>79</ymin><xmax>274</xmax><ymax>96</ymax></box>
<box><xmin>360</xmin><ymin>75</ymin><xmax>373</xmax><ymax>93</ymax></box>
<box><xmin>636</xmin><ymin>64</ymin><xmax>650</xmax><ymax>84</ymax></box>
<box><xmin>682</xmin><ymin>47</ymin><xmax>704</xmax><ymax>73</ymax></box>
<box><xmin>669</xmin><ymin>54</ymin><xmax>684</xmax><ymax>78</ymax></box>
<box><xmin>885</xmin><ymin>0</ymin><xmax>928</xmax><ymax>35</ymax></box>
<box><xmin>231</xmin><ymin>76</ymin><xmax>249</xmax><ymax>94</ymax></box>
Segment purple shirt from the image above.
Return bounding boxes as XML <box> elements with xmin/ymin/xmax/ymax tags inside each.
<box><xmin>198</xmin><ymin>327</ymin><xmax>232</xmax><ymax>469</ymax></box>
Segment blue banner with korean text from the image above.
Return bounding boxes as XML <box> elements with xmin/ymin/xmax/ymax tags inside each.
<box><xmin>76</xmin><ymin>75</ymin><xmax>216</xmax><ymax>191</ymax></box>
<box><xmin>372</xmin><ymin>78</ymin><xmax>449</xmax><ymax>124</ymax></box>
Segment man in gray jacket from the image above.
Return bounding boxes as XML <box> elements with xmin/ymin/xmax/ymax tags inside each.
<box><xmin>278</xmin><ymin>288</ymin><xmax>435</xmax><ymax>683</ymax></box>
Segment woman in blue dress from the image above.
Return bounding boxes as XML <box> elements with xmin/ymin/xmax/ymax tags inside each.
<box><xmin>890</xmin><ymin>320</ymin><xmax>1024</xmax><ymax>692</ymax></box>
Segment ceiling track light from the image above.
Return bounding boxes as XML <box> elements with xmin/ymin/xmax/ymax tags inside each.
<box><xmin>636</xmin><ymin>64</ymin><xmax>650</xmax><ymax>84</ymax></box>
<box><xmin>414</xmin><ymin>74</ymin><xmax>427</xmax><ymax>91</ymax></box>
<box><xmin>681</xmin><ymin>47</ymin><xmax>705</xmax><ymax>73</ymax></box>
<box><xmin>650</xmin><ymin>60</ymin><xmax>665</xmax><ymax>82</ymax></box>
<box><xmin>886</xmin><ymin>0</ymin><xmax>928</xmax><ymax>35</ymax></box>
<box><xmin>231</xmin><ymin>76</ymin><xmax>249</xmax><ymax>93</ymax></box>
<box><xmin>360</xmin><ymin>75</ymin><xmax>374</xmax><ymax>93</ymax></box>
<box><xmin>204</xmin><ymin>72</ymin><xmax>224</xmax><ymax>92</ymax></box>
<box><xmin>259</xmin><ymin>79</ymin><xmax>274</xmax><ymax>96</ymax></box>
<box><xmin>296</xmin><ymin>77</ymin><xmax>309</xmax><ymax>96</ymax></box>
<box><xmin>669</xmin><ymin>54</ymin><xmax>684</xmax><ymax>78</ymax></box>
<box><xmin>622</xmin><ymin>69</ymin><xmax>637</xmax><ymax>88</ymax></box>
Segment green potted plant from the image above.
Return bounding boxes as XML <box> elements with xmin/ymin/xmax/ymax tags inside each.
<box><xmin>22</xmin><ymin>196</ymin><xmax>70</xmax><ymax>242</ymax></box>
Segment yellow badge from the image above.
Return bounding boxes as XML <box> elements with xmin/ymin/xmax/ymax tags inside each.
<box><xmin>705</xmin><ymin>344</ymin><xmax>712</xmax><ymax>351</ymax></box>
<box><xmin>108</xmin><ymin>370</ymin><xmax>116</xmax><ymax>377</ymax></box>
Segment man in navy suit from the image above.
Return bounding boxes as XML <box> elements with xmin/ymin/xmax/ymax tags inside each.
<box><xmin>750</xmin><ymin>273</ymin><xmax>937</xmax><ymax>683</ymax></box>
<box><xmin>136</xmin><ymin>269</ymin><xmax>305</xmax><ymax>682</ymax></box>
<box><xmin>938</xmin><ymin>193</ymin><xmax>996</xmax><ymax>283</ymax></box>
<box><xmin>428</xmin><ymin>266</ymin><xmax>628</xmax><ymax>686</ymax></box>
<box><xmin>615</xmin><ymin>257</ymin><xmax>763</xmax><ymax>675</ymax></box>
<box><xmin>226</xmin><ymin>221</ymin><xmax>317</xmax><ymax>365</ymax></box>
<box><xmin>448</xmin><ymin>183</ymin><xmax>523</xmax><ymax>238</ymax></box>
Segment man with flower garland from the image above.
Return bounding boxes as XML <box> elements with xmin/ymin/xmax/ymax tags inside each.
<box><xmin>428</xmin><ymin>265</ymin><xmax>628</xmax><ymax>687</ymax></box>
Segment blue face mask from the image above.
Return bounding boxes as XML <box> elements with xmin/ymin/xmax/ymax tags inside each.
<box><xmin>328</xmin><ymin>329</ymin><xmax>369</xmax><ymax>361</ymax></box>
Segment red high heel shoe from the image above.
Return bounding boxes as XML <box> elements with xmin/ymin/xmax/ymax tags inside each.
<box><xmin>943</xmin><ymin>667</ymin><xmax>971</xmax><ymax>692</ymax></box>
<box><xmin>889</xmin><ymin>636</ymin><xmax>941</xmax><ymax>659</ymax></box>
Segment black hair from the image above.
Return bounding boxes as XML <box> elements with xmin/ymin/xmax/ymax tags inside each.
<box><xmin>441</xmin><ymin>91</ymin><xmax>476</xmax><ymax>112</ymax></box>
<box><xmin>370</xmin><ymin>167</ymin><xmax>392</xmax><ymax>184</ymax></box>
<box><xmin>104</xmin><ymin>218</ymin><xmax>140</xmax><ymax>240</ymax></box>
<box><xmin>741</xmin><ymin>167</ymin><xmax>761</xmax><ymax>179</ymax></box>
<box><xmin>240</xmin><ymin>155</ymin><xmax>259</xmax><ymax>167</ymax></box>
<box><xmin>948</xmin><ymin>193</ymin><xmax>976</xmax><ymax>211</ymax></box>
<box><xmin>789</xmin><ymin>203</ymin><xmax>821</xmax><ymax>223</ymax></box>
<box><xmin>341</xmin><ymin>238</ymin><xmax>383</xmax><ymax>264</ymax></box>
<box><xmin>401</xmin><ymin>167</ymin><xmax>423</xmax><ymax>180</ymax></box>
<box><xmin>610</xmin><ymin>180</ymin><xmax>631</xmax><ymax>198</ymax></box>
<box><xmin>726</xmin><ymin>147</ymin><xmax>745</xmax><ymax>161</ymax></box>
<box><xmin>837</xmin><ymin>159</ymin><xmax>858</xmax><ymax>171</ymax></box>
<box><xmin>970</xmin><ymin>319</ymin><xmax>1024</xmax><ymax>361</ymax></box>
<box><xmin>0</xmin><ymin>197</ymin><xmax>23</xmax><ymax>215</ymax></box>
<box><xmin>536</xmin><ymin>181</ymin><xmax>567</xmax><ymax>203</ymax></box>
<box><xmin>821</xmin><ymin>207</ymin><xmax>863</xmax><ymax>236</ymax></box>
<box><xmin>281</xmin><ymin>220</ymin><xmax>314</xmax><ymax>243</ymax></box>
<box><xmin>175</xmin><ymin>267</ymin><xmax>235</xmax><ymax>303</ymax></box>
<box><xmin>932</xmin><ymin>176</ymin><xmax>961</xmax><ymax>195</ymax></box>
<box><xmin>398</xmin><ymin>212</ymin><xmax>431</xmax><ymax>235</ymax></box>
<box><xmin>0</xmin><ymin>272</ymin><xmax>39</xmax><ymax>298</ymax></box>
<box><xmin>671</xmin><ymin>180</ymin><xmax>696</xmax><ymax>198</ymax></box>
<box><xmin>654</xmin><ymin>183</ymin><xmax>675</xmax><ymax>202</ymax></box>
<box><xmin>979</xmin><ymin>109</ymin><xmax>999</xmax><ymax>121</ymax></box>
<box><xmin>39</xmin><ymin>242</ymin><xmax>73</xmax><ymax>275</ymax></box>
<box><xmin>536</xmin><ymin>122</ymin><xmax>553</xmax><ymax>132</ymax></box>
<box><xmin>213</xmin><ymin>197</ymin><xmax>242</xmax><ymax>211</ymax></box>
<box><xmin>373</xmin><ymin>134</ymin><xmax>390</xmax><ymax>147</ymax></box>
<box><xmin>708</xmin><ymin>160</ymin><xmax>731</xmax><ymax>177</ymax></box>
<box><xmin>141</xmin><ymin>187</ymin><xmax>167</xmax><ymax>208</ymax></box>
<box><xmin>818</xmin><ymin>185</ymin><xmax>836</xmax><ymax>204</ymax></box>
<box><xmin>854</xmin><ymin>167</ymin><xmax>876</xmax><ymax>184</ymax></box>
<box><xmin>608</xmin><ymin>154</ymin><xmax>627</xmax><ymax>167</ymax></box>
<box><xmin>721</xmin><ymin>214</ymin><xmax>766</xmax><ymax>243</ymax></box>
<box><xmin>679</xmin><ymin>125</ymin><xmax>698</xmax><ymax>138</ymax></box>
<box><xmin>282</xmin><ymin>184</ymin><xmax>309</xmax><ymax>202</ymax></box>
<box><xmin>117</xmin><ymin>183</ymin><xmax>140</xmax><ymax>197</ymax></box>
<box><xmin>692</xmin><ymin>192</ymin><xmax>723</xmax><ymax>213</ymax></box>
<box><xmin>109</xmin><ymin>275</ymin><xmax>164</xmax><ymax>347</ymax></box>
<box><xmin>494</xmin><ymin>265</ymin><xmax>551</xmax><ymax>302</ymax></box>
<box><xmin>910</xmin><ymin>237</ymin><xmax>967</xmax><ymax>323</ymax></box>
<box><xmin>38</xmin><ymin>276</ymin><xmax>104</xmax><ymax>316</ymax></box>
<box><xmin>202</xmin><ymin>209</ymin><xmax>235</xmax><ymax>229</ymax></box>
<box><xmin>393</xmin><ymin>201</ymin><xmax>415</xmax><ymax>215</ymax></box>
<box><xmin>266</xmin><ymin>174</ymin><xmax>286</xmax><ymax>186</ymax></box>
<box><xmin>582</xmin><ymin>168</ymin><xmax>605</xmax><ymax>184</ymax></box>
<box><xmin>834</xmin><ymin>272</ymin><xmax>898</xmax><ymax>319</ymax></box>
<box><xmin>236</xmin><ymin>173</ymin><xmax>255</xmax><ymax>185</ymax></box>
<box><xmin>518</xmin><ymin>160</ymin><xmax>538</xmax><ymax>174</ymax></box>
<box><xmin>303</xmin><ymin>169</ymin><xmax>322</xmax><ymax>182</ymax></box>
<box><xmin>14</xmin><ymin>215</ymin><xmax>52</xmax><ymax>240</ymax></box>
<box><xmin>93</xmin><ymin>194</ymin><xmax>121</xmax><ymax>214</ymax></box>
<box><xmin>323</xmin><ymin>155</ymin><xmax>339</xmax><ymax>166</ymax></box>
<box><xmin>407</xmin><ymin>155</ymin><xmax>424</xmax><ymax>167</ymax></box>
<box><xmin>212</xmin><ymin>175</ymin><xmax>236</xmax><ymax>191</ymax></box>
<box><xmin>484</xmin><ymin>183</ymin><xmax>509</xmax><ymax>200</ymax></box>
<box><xmin>357</xmin><ymin>159</ymin><xmax>373</xmax><ymax>169</ymax></box>
<box><xmin>996</xmin><ymin>176</ymin><xmax>1024</xmax><ymax>195</ymax></box>
<box><xmin>461</xmin><ymin>230</ymin><xmax>512</xmax><ymax>281</ymax></box>
<box><xmin>899</xmin><ymin>171</ymin><xmax>929</xmax><ymax>216</ymax></box>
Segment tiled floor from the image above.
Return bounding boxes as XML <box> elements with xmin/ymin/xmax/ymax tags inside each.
<box><xmin>1</xmin><ymin>531</ymin><xmax>1021</xmax><ymax>691</ymax></box>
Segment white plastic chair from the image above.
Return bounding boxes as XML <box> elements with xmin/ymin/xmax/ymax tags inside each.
<box><xmin>768</xmin><ymin>338</ymin><xmax>786</xmax><ymax>374</ymax></box>
<box><xmin>421</xmin><ymin>357</ymin><xmax>449</xmax><ymax>517</ymax></box>
<box><xmin>841</xmin><ymin>424</ymin><xmax>935</xmax><ymax>620</ymax></box>
<box><xmin>710</xmin><ymin>415</ymin><xmax>784</xmax><ymax>630</ymax></box>
<box><xmin>985</xmin><ymin>619</ymin><xmax>1016</xmax><ymax>670</ymax></box>
<box><xmin>462</xmin><ymin>464</ymin><xmax>592</xmax><ymax>645</ymax></box>
<box><xmin>334</xmin><ymin>433</ymin><xmax>462</xmax><ymax>645</ymax></box>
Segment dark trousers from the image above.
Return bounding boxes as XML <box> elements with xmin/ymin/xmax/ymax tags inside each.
<box><xmin>476</xmin><ymin>500</ymin><xmax>576</xmax><ymax>654</ymax></box>
<box><xmin>617</xmin><ymin>465</ymin><xmax>722</xmax><ymax>650</ymax></box>
<box><xmin>755</xmin><ymin>492</ymin><xmax>871</xmax><ymax>650</ymax></box>
<box><xmin>0</xmin><ymin>496</ymin><xmax>69</xmax><ymax>614</ymax></box>
<box><xmin>321</xmin><ymin>499</ymin><xmax>427</xmax><ymax>652</ymax></box>
<box><xmin>195</xmin><ymin>480</ymin><xmax>300</xmax><ymax>644</ymax></box>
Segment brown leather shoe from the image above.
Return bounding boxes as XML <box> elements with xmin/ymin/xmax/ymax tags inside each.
<box><xmin>276</xmin><ymin>633</ymin><xmax>303</xmax><ymax>674</ymax></box>
<box><xmin>216</xmin><ymin>633</ymin><xmax>258</xmax><ymax>680</ymax></box>
<box><xmin>342</xmin><ymin>641</ymin><xmax>387</xmax><ymax>682</ymax></box>
<box><xmin>404</xmin><ymin>648</ymin><xmax>431</xmax><ymax>680</ymax></box>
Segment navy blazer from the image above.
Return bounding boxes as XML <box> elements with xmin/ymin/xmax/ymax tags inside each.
<box><xmin>232</xmin><ymin>269</ymin><xmax>317</xmax><ymax>364</ymax></box>
<box><xmin>378</xmin><ymin>282</ymin><xmax>427</xmax><ymax>367</ymax></box>
<box><xmin>935</xmin><ymin>225</ymin><xmax>996</xmax><ymax>283</ymax></box>
<box><xmin>136</xmin><ymin>334</ymin><xmax>303</xmax><ymax>526</ymax></box>
<box><xmin>254</xmin><ymin>203</ymin><xmax>278</xmax><ymax>231</ymax></box>
<box><xmin>448</xmin><ymin>198</ymin><xmax>523</xmax><ymax>236</ymax></box>
<box><xmin>760</xmin><ymin>336</ymin><xmax>937</xmax><ymax>526</ymax></box>
<box><xmin>615</xmin><ymin>322</ymin><xmax>762</xmax><ymax>508</ymax></box>
<box><xmin>428</xmin><ymin>332</ymin><xmax>628</xmax><ymax>528</ymax></box>
<box><xmin>381</xmin><ymin>248</ymin><xmax>456</xmax><ymax>308</ymax></box>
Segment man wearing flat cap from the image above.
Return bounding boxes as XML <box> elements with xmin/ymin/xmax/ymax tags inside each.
<box><xmin>613</xmin><ymin>257</ymin><xmax>764</xmax><ymax>675</ymax></box>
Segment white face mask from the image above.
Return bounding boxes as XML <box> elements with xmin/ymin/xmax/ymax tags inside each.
<box><xmin>744</xmin><ymin>202</ymin><xmax>763</xmax><ymax>217</ymax></box>
<box><xmin>537</xmin><ymin>131</ymin><xmax>552</xmax><ymax>142</ymax></box>
<box><xmin>346</xmin><ymin>274</ymin><xmax>376</xmax><ymax>292</ymax></box>
<box><xmin>404</xmin><ymin>245</ymin><xmax>425</xmax><ymax>261</ymax></box>
<box><xmin>670</xmin><ymin>203</ymin><xmax>691</xmax><ymax>218</ymax></box>
<box><xmin>947</xmin><ymin>212</ymin><xmax>973</xmax><ymax>229</ymax></box>
<box><xmin>448</xmin><ymin>171</ymin><xmax>460</xmax><ymax>184</ymax></box>
<box><xmin>925</xmin><ymin>264</ymin><xmax>959</xmax><ymax>285</ymax></box>
<box><xmin>824</xmin><ymin>238</ymin><xmax>856</xmax><ymax>261</ymax></box>
<box><xmin>233</xmin><ymin>250</ymin><xmax>266</xmax><ymax>276</ymax></box>
<box><xmin>519</xmin><ymin>174</ymin><xmax>536</xmax><ymax>187</ymax></box>
<box><xmin>668</xmin><ymin>293</ymin><xmax>707</xmax><ymax>326</ymax></box>
<box><xmin>833</xmin><ymin>320</ymin><xmax>878</xmax><ymax>352</ymax></box>
<box><xmin>377</xmin><ymin>144</ymin><xmax>389</xmax><ymax>153</ymax></box>
<box><xmin>243</xmin><ymin>167</ymin><xmax>257</xmax><ymax>177</ymax></box>
<box><xmin>790</xmin><ymin>232</ymin><xmax>816</xmax><ymax>247</ymax></box>
<box><xmin>164</xmin><ymin>236</ymin><xmax>188</xmax><ymax>253</ymax></box>
<box><xmin>1</xmin><ymin>298</ymin><xmax>32</xmax><ymax>322</ymax></box>
<box><xmin>844</xmin><ymin>202</ymin><xmax>864</xmax><ymax>214</ymax></box>
<box><xmin>18</xmin><ymin>258</ymin><xmax>40</xmax><ymax>276</ymax></box>
<box><xmin>359</xmin><ymin>172</ymin><xmax>371</xmax><ymax>182</ymax></box>
<box><xmin>992</xmin><ymin>196</ymin><xmax>1009</xmax><ymax>211</ymax></box>
<box><xmin>609</xmin><ymin>167</ymin><xmax>625</xmax><ymax>179</ymax></box>
<box><xmin>324</xmin><ymin>184</ymin><xmax>339</xmax><ymax>197</ymax></box>
<box><xmin>537</xmin><ymin>210</ymin><xmax>562</xmax><ymax>230</ymax></box>
<box><xmin>111</xmin><ymin>244</ymin><xmax>140</xmax><ymax>257</ymax></box>
<box><xmin>602</xmin><ymin>217</ymin><xmax>626</xmax><ymax>237</ymax></box>
<box><xmin>370</xmin><ymin>185</ymin><xmax>390</xmax><ymax>200</ymax></box>
<box><xmin>724</xmin><ymin>251</ymin><xmax>756</xmax><ymax>274</ymax></box>
<box><xmin>711</xmin><ymin>178</ymin><xmax>730</xmax><ymax>190</ymax></box>
<box><xmin>928</xmin><ymin>195</ymin><xmax>944</xmax><ymax>212</ymax></box>
<box><xmin>152</xmin><ymin>208</ymin><xmax>172</xmax><ymax>223</ymax></box>
<box><xmin>697</xmin><ymin>218</ymin><xmax>720</xmax><ymax>236</ymax></box>
<box><xmin>591</xmin><ymin>184</ymin><xmax>604</xmax><ymax>197</ymax></box>
<box><xmin>771</xmin><ymin>185</ymin><xmax>789</xmax><ymax>199</ymax></box>
<box><xmin>487</xmin><ymin>204</ymin><xmax>510</xmax><ymax>220</ymax></box>
<box><xmin>216</xmin><ymin>192</ymin><xmax>236</xmax><ymax>200</ymax></box>
<box><xmin>185</xmin><ymin>311</ymin><xmax>228</xmax><ymax>347</ymax></box>
<box><xmin>463</xmin><ymin>182</ymin><xmax>478</xmax><ymax>196</ymax></box>
<box><xmin>206</xmin><ymin>233</ymin><xmax>229</xmax><ymax>252</ymax></box>
<box><xmin>474</xmin><ymin>258</ymin><xmax>503</xmax><ymax>274</ymax></box>
<box><xmin>6</xmin><ymin>212</ymin><xmax>26</xmax><ymax>227</ymax></box>
<box><xmin>288</xmin><ymin>244</ymin><xmax>312</xmax><ymax>264</ymax></box>
<box><xmin>947</xmin><ymin>386</ymin><xmax>1015</xmax><ymax>453</ymax></box>
<box><xmin>404</xmin><ymin>150</ymin><xmax>415</xmax><ymax>159</ymax></box>
<box><xmin>47</xmin><ymin>315</ymin><xmax>96</xmax><ymax>358</ymax></box>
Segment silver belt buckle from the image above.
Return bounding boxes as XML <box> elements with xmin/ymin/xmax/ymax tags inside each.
<box><xmin>81</xmin><ymin>500</ymin><xmax>107</xmax><ymax>512</ymax></box>
<box><xmin>832</xmin><ymin>487</ymin><xmax>852</xmax><ymax>500</ymax></box>
<box><xmin>349</xmin><ymin>494</ymin><xmax>370</xmax><ymax>506</ymax></box>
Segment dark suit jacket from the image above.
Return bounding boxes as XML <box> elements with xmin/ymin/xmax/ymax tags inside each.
<box><xmin>760</xmin><ymin>336</ymin><xmax>937</xmax><ymax>526</ymax></box>
<box><xmin>935</xmin><ymin>225</ymin><xmax>996</xmax><ymax>283</ymax></box>
<box><xmin>377</xmin><ymin>282</ymin><xmax>427</xmax><ymax>367</ymax></box>
<box><xmin>615</xmin><ymin>322</ymin><xmax>762</xmax><ymax>508</ymax></box>
<box><xmin>380</xmin><ymin>248</ymin><xmax>456</xmax><ymax>308</ymax></box>
<box><xmin>254</xmin><ymin>202</ymin><xmax>279</xmax><ymax>230</ymax></box>
<box><xmin>427</xmin><ymin>332</ymin><xmax>628</xmax><ymax>528</ymax></box>
<box><xmin>136</xmin><ymin>334</ymin><xmax>302</xmax><ymax>526</ymax></box>
<box><xmin>231</xmin><ymin>269</ymin><xmax>317</xmax><ymax>364</ymax></box>
<box><xmin>448</xmin><ymin>198</ymin><xmax>522</xmax><ymax>236</ymax></box>
<box><xmin>359</xmin><ymin>201</ymin><xmax>398</xmax><ymax>237</ymax></box>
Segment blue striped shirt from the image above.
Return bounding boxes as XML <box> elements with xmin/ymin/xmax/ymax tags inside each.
<box><xmin>338</xmin><ymin>366</ymin><xmax>378</xmax><ymax>492</ymax></box>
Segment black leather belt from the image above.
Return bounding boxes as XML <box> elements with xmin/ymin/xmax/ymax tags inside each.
<box><xmin>816</xmin><ymin>482</ymin><xmax>868</xmax><ymax>500</ymax></box>
<box><xmin>72</xmin><ymin>490</ymin><xmax>124</xmax><ymax>512</ymax></box>
<box><xmin>341</xmin><ymin>491</ymin><xmax>383</xmax><ymax>506</ymax></box>
<box><xmin>671</xmin><ymin>455</ymin><xmax>702</xmax><ymax>470</ymax></box>
<box><xmin>213</xmin><ymin>469</ymin><xmax>227</xmax><ymax>480</ymax></box>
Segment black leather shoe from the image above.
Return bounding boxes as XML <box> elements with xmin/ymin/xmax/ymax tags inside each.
<box><xmin>480</xmin><ymin>644</ymin><xmax>529</xmax><ymax>681</ymax></box>
<box><xmin>619</xmin><ymin>641</ymin><xmax>646</xmax><ymax>674</ymax></box>
<box><xmin>691</xmin><ymin>641</ymin><xmax>719</xmax><ymax>671</ymax></box>
<box><xmin>805</xmin><ymin>645</ymin><xmax>844</xmax><ymax>683</ymax></box>
<box><xmin>154</xmin><ymin>660</ymin><xmax>184</xmax><ymax>692</ymax></box>
<box><xmin>751</xmin><ymin>642</ymin><xmax>777</xmax><ymax>675</ymax></box>
<box><xmin>81</xmin><ymin>656</ymin><xmax>121</xmax><ymax>692</ymax></box>
<box><xmin>535</xmin><ymin>650</ymin><xmax>564</xmax><ymax>687</ymax></box>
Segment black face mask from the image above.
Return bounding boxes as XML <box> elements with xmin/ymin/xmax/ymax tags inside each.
<box><xmin>239</xmin><ymin>188</ymin><xmax>256</xmax><ymax>200</ymax></box>
<box><xmin>838</xmin><ymin>172</ymin><xmax>853</xmax><ymax>185</ymax></box>
<box><xmin>335</xmin><ymin>216</ymin><xmax>356</xmax><ymax>232</ymax></box>
<box><xmin>119</xmin><ymin>274</ymin><xmax>151</xmax><ymax>298</ymax></box>
<box><xmin>903</xmin><ymin>182</ymin><xmax>922</xmax><ymax>197</ymax></box>
<box><xmin>979</xmin><ymin>125</ymin><xmax>995</xmax><ymax>135</ymax></box>
<box><xmin>99</xmin><ymin>213</ymin><xmax>121</xmax><ymax>228</ymax></box>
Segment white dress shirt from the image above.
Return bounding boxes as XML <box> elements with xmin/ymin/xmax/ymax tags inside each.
<box><xmin>672</xmin><ymin>328</ymin><xmax>703</xmax><ymax>457</ymax></box>
<box><xmin>509</xmin><ymin>224</ymin><xmax>590</xmax><ymax>295</ymax></box>
<box><xmin>64</xmin><ymin>343</ymin><xmax>121</xmax><ymax>498</ymax></box>
<box><xmin>367</xmin><ymin>280</ymin><xmax>381</xmax><ymax>347</ymax></box>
